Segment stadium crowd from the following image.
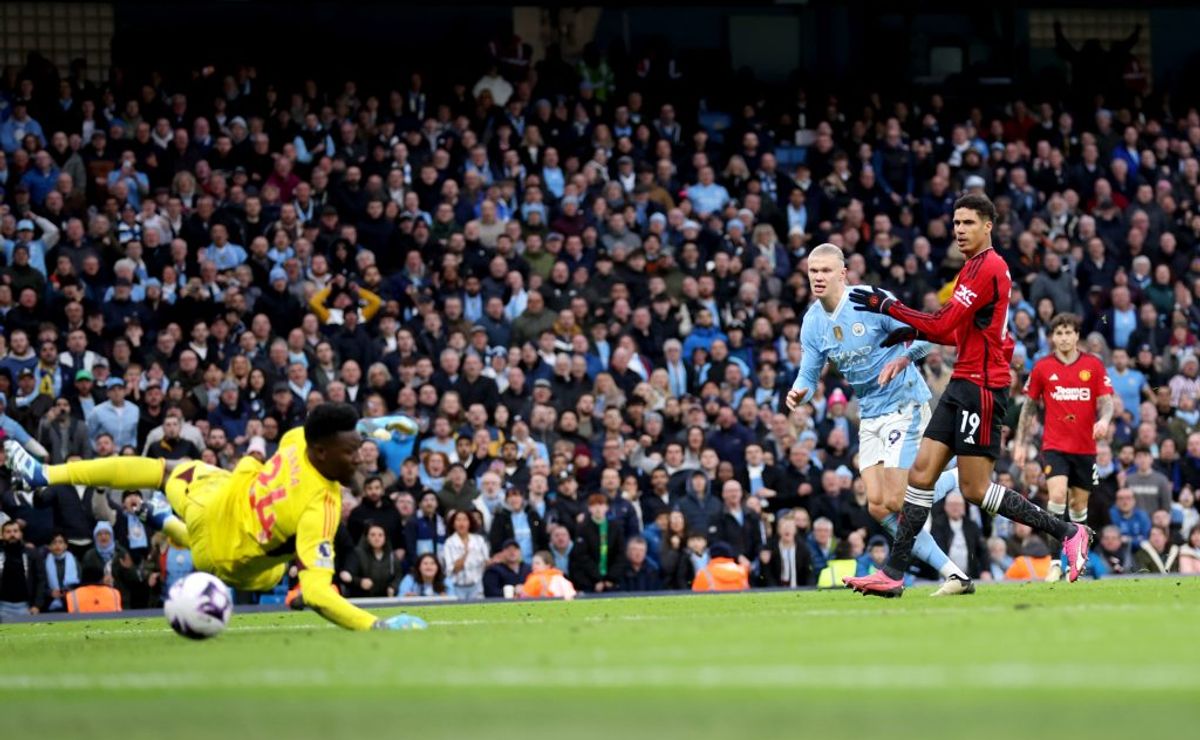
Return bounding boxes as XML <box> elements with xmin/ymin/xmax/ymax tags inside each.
<box><xmin>2</xmin><ymin>36</ymin><xmax>1200</xmax><ymax>617</ymax></box>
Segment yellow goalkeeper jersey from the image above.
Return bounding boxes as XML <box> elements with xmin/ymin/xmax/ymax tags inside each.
<box><xmin>231</xmin><ymin>427</ymin><xmax>376</xmax><ymax>630</ymax></box>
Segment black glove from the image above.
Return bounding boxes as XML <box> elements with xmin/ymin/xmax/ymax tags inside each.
<box><xmin>848</xmin><ymin>286</ymin><xmax>896</xmax><ymax>315</ymax></box>
<box><xmin>881</xmin><ymin>326</ymin><xmax>925</xmax><ymax>348</ymax></box>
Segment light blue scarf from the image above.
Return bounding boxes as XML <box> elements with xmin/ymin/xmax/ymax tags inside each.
<box><xmin>125</xmin><ymin>513</ymin><xmax>148</xmax><ymax>549</ymax></box>
<box><xmin>44</xmin><ymin>550</ymin><xmax>80</xmax><ymax>610</ymax></box>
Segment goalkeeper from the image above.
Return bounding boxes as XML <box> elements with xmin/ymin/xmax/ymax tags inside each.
<box><xmin>5</xmin><ymin>404</ymin><xmax>424</xmax><ymax>631</ymax></box>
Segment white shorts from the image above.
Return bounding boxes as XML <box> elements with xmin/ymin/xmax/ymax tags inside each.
<box><xmin>859</xmin><ymin>402</ymin><xmax>931</xmax><ymax>470</ymax></box>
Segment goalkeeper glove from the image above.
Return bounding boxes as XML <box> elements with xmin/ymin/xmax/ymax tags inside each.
<box><xmin>880</xmin><ymin>327</ymin><xmax>925</xmax><ymax>348</ymax></box>
<box><xmin>848</xmin><ymin>286</ymin><xmax>897</xmax><ymax>315</ymax></box>
<box><xmin>357</xmin><ymin>415</ymin><xmax>419</xmax><ymax>440</ymax></box>
<box><xmin>373</xmin><ymin>613</ymin><xmax>429</xmax><ymax>631</ymax></box>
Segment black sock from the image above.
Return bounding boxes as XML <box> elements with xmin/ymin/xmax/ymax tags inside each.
<box><xmin>998</xmin><ymin>490</ymin><xmax>1074</xmax><ymax>540</ymax></box>
<box><xmin>882</xmin><ymin>501</ymin><xmax>930</xmax><ymax>580</ymax></box>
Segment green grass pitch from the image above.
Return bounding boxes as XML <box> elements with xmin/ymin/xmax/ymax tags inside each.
<box><xmin>2</xmin><ymin>578</ymin><xmax>1197</xmax><ymax>740</ymax></box>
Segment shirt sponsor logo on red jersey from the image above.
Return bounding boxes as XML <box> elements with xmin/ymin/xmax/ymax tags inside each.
<box><xmin>953</xmin><ymin>284</ymin><xmax>978</xmax><ymax>307</ymax></box>
<box><xmin>1050</xmin><ymin>386</ymin><xmax>1092</xmax><ymax>401</ymax></box>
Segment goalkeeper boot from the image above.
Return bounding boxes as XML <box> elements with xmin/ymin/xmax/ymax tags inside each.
<box><xmin>4</xmin><ymin>439</ymin><xmax>47</xmax><ymax>488</ymax></box>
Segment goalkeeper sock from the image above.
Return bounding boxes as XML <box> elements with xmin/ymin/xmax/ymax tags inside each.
<box><xmin>1048</xmin><ymin>501</ymin><xmax>1066</xmax><ymax>517</ymax></box>
<box><xmin>46</xmin><ymin>457</ymin><xmax>165</xmax><ymax>489</ymax></box>
<box><xmin>1070</xmin><ymin>508</ymin><xmax>1088</xmax><ymax>524</ymax></box>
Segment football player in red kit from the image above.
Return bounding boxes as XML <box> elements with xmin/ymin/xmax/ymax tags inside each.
<box><xmin>842</xmin><ymin>194</ymin><xmax>1093</xmax><ymax>596</ymax></box>
<box><xmin>1014</xmin><ymin>313</ymin><xmax>1114</xmax><ymax>581</ymax></box>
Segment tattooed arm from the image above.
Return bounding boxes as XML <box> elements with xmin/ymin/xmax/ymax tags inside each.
<box><xmin>1094</xmin><ymin>394</ymin><xmax>1114</xmax><ymax>440</ymax></box>
<box><xmin>1013</xmin><ymin>396</ymin><xmax>1040</xmax><ymax>467</ymax></box>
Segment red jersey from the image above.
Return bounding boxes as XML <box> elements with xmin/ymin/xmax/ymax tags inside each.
<box><xmin>1024</xmin><ymin>352</ymin><xmax>1112</xmax><ymax>455</ymax></box>
<box><xmin>887</xmin><ymin>248</ymin><xmax>1015</xmax><ymax>389</ymax></box>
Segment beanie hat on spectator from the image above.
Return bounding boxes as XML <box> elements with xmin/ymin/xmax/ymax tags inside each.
<box><xmin>828</xmin><ymin>388</ymin><xmax>848</xmax><ymax>406</ymax></box>
<box><xmin>709</xmin><ymin>543</ymin><xmax>734</xmax><ymax>559</ymax></box>
<box><xmin>247</xmin><ymin>437</ymin><xmax>267</xmax><ymax>458</ymax></box>
<box><xmin>16</xmin><ymin>219</ymin><xmax>34</xmax><ymax>232</ymax></box>
<box><xmin>270</xmin><ymin>267</ymin><xmax>287</xmax><ymax>284</ymax></box>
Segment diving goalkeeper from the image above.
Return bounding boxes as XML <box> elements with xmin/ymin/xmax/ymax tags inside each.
<box><xmin>5</xmin><ymin>403</ymin><xmax>421</xmax><ymax>631</ymax></box>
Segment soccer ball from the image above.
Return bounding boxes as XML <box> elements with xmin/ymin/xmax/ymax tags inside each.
<box><xmin>164</xmin><ymin>572</ymin><xmax>233</xmax><ymax>640</ymax></box>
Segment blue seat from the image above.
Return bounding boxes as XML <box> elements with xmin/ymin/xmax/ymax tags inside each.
<box><xmin>775</xmin><ymin>145</ymin><xmax>807</xmax><ymax>168</ymax></box>
<box><xmin>698</xmin><ymin>111</ymin><xmax>732</xmax><ymax>144</ymax></box>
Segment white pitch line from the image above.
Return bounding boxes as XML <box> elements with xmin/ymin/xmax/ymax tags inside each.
<box><xmin>3</xmin><ymin>663</ymin><xmax>1193</xmax><ymax>691</ymax></box>
<box><xmin>0</xmin><ymin>601</ymin><xmax>1188</xmax><ymax>641</ymax></box>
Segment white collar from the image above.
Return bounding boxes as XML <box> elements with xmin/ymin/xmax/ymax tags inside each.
<box><xmin>823</xmin><ymin>288</ymin><xmax>850</xmax><ymax>322</ymax></box>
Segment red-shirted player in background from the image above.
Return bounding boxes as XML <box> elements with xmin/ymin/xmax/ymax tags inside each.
<box><xmin>842</xmin><ymin>194</ymin><xmax>1093</xmax><ymax>596</ymax></box>
<box><xmin>1013</xmin><ymin>313</ymin><xmax>1114</xmax><ymax>581</ymax></box>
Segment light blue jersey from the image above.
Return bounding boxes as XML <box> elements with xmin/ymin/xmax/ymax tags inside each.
<box><xmin>792</xmin><ymin>286</ymin><xmax>932</xmax><ymax>419</ymax></box>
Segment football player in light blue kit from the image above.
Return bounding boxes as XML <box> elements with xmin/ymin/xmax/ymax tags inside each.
<box><xmin>786</xmin><ymin>244</ymin><xmax>973</xmax><ymax>595</ymax></box>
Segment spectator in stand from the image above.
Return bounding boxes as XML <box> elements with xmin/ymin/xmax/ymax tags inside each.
<box><xmin>86</xmin><ymin>377</ymin><xmax>139</xmax><ymax>452</ymax></box>
<box><xmin>617</xmin><ymin>536</ymin><xmax>662</xmax><ymax>592</ymax></box>
<box><xmin>930</xmin><ymin>492</ymin><xmax>989</xmax><ymax>580</ymax></box>
<box><xmin>707</xmin><ymin>480</ymin><xmax>762</xmax><ymax>564</ymax></box>
<box><xmin>756</xmin><ymin>514</ymin><xmax>813</xmax><ymax>588</ymax></box>
<box><xmin>1133</xmin><ymin>526</ymin><xmax>1179</xmax><ymax>574</ymax></box>
<box><xmin>1126</xmin><ymin>447</ymin><xmax>1173</xmax><ymax>515</ymax></box>
<box><xmin>572</xmin><ymin>493</ymin><xmax>625</xmax><ymax>593</ymax></box>
<box><xmin>1109</xmin><ymin>488</ymin><xmax>1152</xmax><ymax>550</ymax></box>
<box><xmin>482</xmin><ymin>538</ymin><xmax>530</xmax><ymax>598</ymax></box>
<box><xmin>0</xmin><ymin>520</ymin><xmax>44</xmax><ymax>619</ymax></box>
<box><xmin>440</xmin><ymin>510</ymin><xmax>489</xmax><ymax>600</ymax></box>
<box><xmin>343</xmin><ymin>523</ymin><xmax>403</xmax><ymax>598</ymax></box>
<box><xmin>42</xmin><ymin>532</ymin><xmax>81</xmax><ymax>612</ymax></box>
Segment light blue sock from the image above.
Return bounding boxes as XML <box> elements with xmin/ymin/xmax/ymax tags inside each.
<box><xmin>880</xmin><ymin>513</ymin><xmax>899</xmax><ymax>537</ymax></box>
<box><xmin>913</xmin><ymin>530</ymin><xmax>955</xmax><ymax>576</ymax></box>
<box><xmin>880</xmin><ymin>512</ymin><xmax>959</xmax><ymax>577</ymax></box>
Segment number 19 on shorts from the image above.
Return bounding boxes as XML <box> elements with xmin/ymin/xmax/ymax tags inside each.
<box><xmin>959</xmin><ymin>410</ymin><xmax>981</xmax><ymax>445</ymax></box>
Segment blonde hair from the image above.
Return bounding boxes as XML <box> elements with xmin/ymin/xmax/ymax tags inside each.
<box><xmin>808</xmin><ymin>243</ymin><xmax>846</xmax><ymax>266</ymax></box>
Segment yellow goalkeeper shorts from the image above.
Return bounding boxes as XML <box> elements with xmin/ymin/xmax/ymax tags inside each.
<box><xmin>164</xmin><ymin>460</ymin><xmax>288</xmax><ymax>592</ymax></box>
